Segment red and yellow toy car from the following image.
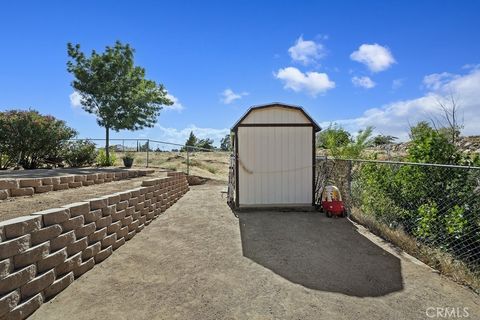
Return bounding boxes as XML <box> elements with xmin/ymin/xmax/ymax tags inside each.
<box><xmin>321</xmin><ymin>185</ymin><xmax>347</xmax><ymax>217</ymax></box>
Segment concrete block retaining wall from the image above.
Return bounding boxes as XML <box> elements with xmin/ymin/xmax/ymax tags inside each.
<box><xmin>0</xmin><ymin>172</ymin><xmax>188</xmax><ymax>320</ymax></box>
<box><xmin>0</xmin><ymin>169</ymin><xmax>155</xmax><ymax>201</ymax></box>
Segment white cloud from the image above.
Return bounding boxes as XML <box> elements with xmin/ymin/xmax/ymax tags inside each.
<box><xmin>275</xmin><ymin>67</ymin><xmax>335</xmax><ymax>97</ymax></box>
<box><xmin>69</xmin><ymin>91</ymin><xmax>82</xmax><ymax>108</ymax></box>
<box><xmin>350</xmin><ymin>43</ymin><xmax>396</xmax><ymax>72</ymax></box>
<box><xmin>352</xmin><ymin>76</ymin><xmax>376</xmax><ymax>89</ymax></box>
<box><xmin>164</xmin><ymin>94</ymin><xmax>184</xmax><ymax>111</ymax></box>
<box><xmin>221</xmin><ymin>89</ymin><xmax>248</xmax><ymax>104</ymax></box>
<box><xmin>155</xmin><ymin>125</ymin><xmax>230</xmax><ymax>146</ymax></box>
<box><xmin>422</xmin><ymin>72</ymin><xmax>458</xmax><ymax>91</ymax></box>
<box><xmin>462</xmin><ymin>63</ymin><xmax>480</xmax><ymax>70</ymax></box>
<box><xmin>322</xmin><ymin>68</ymin><xmax>480</xmax><ymax>140</ymax></box>
<box><xmin>288</xmin><ymin>36</ymin><xmax>326</xmax><ymax>65</ymax></box>
<box><xmin>392</xmin><ymin>78</ymin><xmax>404</xmax><ymax>90</ymax></box>
<box><xmin>316</xmin><ymin>34</ymin><xmax>329</xmax><ymax>41</ymax></box>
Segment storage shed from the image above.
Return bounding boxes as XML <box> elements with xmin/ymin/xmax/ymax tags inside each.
<box><xmin>230</xmin><ymin>103</ymin><xmax>321</xmax><ymax>209</ymax></box>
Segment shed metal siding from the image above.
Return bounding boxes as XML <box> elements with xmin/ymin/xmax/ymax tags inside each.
<box><xmin>242</xmin><ymin>106</ymin><xmax>310</xmax><ymax>124</ymax></box>
<box><xmin>238</xmin><ymin>126</ymin><xmax>313</xmax><ymax>206</ymax></box>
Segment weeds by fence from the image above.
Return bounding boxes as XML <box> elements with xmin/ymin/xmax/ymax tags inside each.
<box><xmin>316</xmin><ymin>157</ymin><xmax>480</xmax><ymax>292</ymax></box>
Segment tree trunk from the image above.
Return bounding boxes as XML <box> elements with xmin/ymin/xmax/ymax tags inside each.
<box><xmin>105</xmin><ymin>126</ymin><xmax>110</xmax><ymax>163</ymax></box>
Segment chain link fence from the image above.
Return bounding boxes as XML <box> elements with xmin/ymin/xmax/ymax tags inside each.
<box><xmin>71</xmin><ymin>139</ymin><xmax>229</xmax><ymax>179</ymax></box>
<box><xmin>316</xmin><ymin>157</ymin><xmax>480</xmax><ymax>290</ymax></box>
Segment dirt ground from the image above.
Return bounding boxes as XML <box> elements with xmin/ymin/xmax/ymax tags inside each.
<box><xmin>31</xmin><ymin>183</ymin><xmax>479</xmax><ymax>320</ymax></box>
<box><xmin>0</xmin><ymin>172</ymin><xmax>167</xmax><ymax>221</ymax></box>
<box><xmin>118</xmin><ymin>151</ymin><xmax>230</xmax><ymax>182</ymax></box>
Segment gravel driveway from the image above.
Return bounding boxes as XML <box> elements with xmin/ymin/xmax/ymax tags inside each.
<box><xmin>30</xmin><ymin>182</ymin><xmax>480</xmax><ymax>320</ymax></box>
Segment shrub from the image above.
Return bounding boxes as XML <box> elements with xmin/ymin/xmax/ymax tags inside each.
<box><xmin>63</xmin><ymin>140</ymin><xmax>98</xmax><ymax>167</ymax></box>
<box><xmin>407</xmin><ymin>121</ymin><xmax>461</xmax><ymax>164</ymax></box>
<box><xmin>318</xmin><ymin>124</ymin><xmax>373</xmax><ymax>159</ymax></box>
<box><xmin>351</xmin><ymin>122</ymin><xmax>480</xmax><ymax>274</ymax></box>
<box><xmin>0</xmin><ymin>154</ymin><xmax>14</xmax><ymax>170</ymax></box>
<box><xmin>415</xmin><ymin>202</ymin><xmax>440</xmax><ymax>240</ymax></box>
<box><xmin>316</xmin><ymin>123</ymin><xmax>351</xmax><ymax>150</ymax></box>
<box><xmin>0</xmin><ymin>109</ymin><xmax>77</xmax><ymax>169</ymax></box>
<box><xmin>96</xmin><ymin>148</ymin><xmax>117</xmax><ymax>166</ymax></box>
<box><xmin>122</xmin><ymin>151</ymin><xmax>135</xmax><ymax>160</ymax></box>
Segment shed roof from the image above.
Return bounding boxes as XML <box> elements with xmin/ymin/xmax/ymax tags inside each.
<box><xmin>231</xmin><ymin>103</ymin><xmax>321</xmax><ymax>132</ymax></box>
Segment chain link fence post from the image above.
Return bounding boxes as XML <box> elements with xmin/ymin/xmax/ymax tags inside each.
<box><xmin>146</xmin><ymin>139</ymin><xmax>150</xmax><ymax>168</ymax></box>
<box><xmin>344</xmin><ymin>160</ymin><xmax>353</xmax><ymax>212</ymax></box>
<box><xmin>186</xmin><ymin>146</ymin><xmax>190</xmax><ymax>175</ymax></box>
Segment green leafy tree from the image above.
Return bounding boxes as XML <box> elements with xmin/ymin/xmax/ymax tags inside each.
<box><xmin>316</xmin><ymin>123</ymin><xmax>373</xmax><ymax>159</ymax></box>
<box><xmin>407</xmin><ymin>121</ymin><xmax>460</xmax><ymax>164</ymax></box>
<box><xmin>220</xmin><ymin>134</ymin><xmax>232</xmax><ymax>151</ymax></box>
<box><xmin>373</xmin><ymin>134</ymin><xmax>397</xmax><ymax>146</ymax></box>
<box><xmin>316</xmin><ymin>123</ymin><xmax>351</xmax><ymax>150</ymax></box>
<box><xmin>182</xmin><ymin>132</ymin><xmax>214</xmax><ymax>151</ymax></box>
<box><xmin>185</xmin><ymin>131</ymin><xmax>197</xmax><ymax>148</ymax></box>
<box><xmin>181</xmin><ymin>131</ymin><xmax>198</xmax><ymax>152</ymax></box>
<box><xmin>67</xmin><ymin>41</ymin><xmax>172</xmax><ymax>162</ymax></box>
<box><xmin>340</xmin><ymin>127</ymin><xmax>374</xmax><ymax>159</ymax></box>
<box><xmin>196</xmin><ymin>138</ymin><xmax>214</xmax><ymax>150</ymax></box>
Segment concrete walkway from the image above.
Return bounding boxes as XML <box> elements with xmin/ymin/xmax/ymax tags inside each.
<box><xmin>31</xmin><ymin>183</ymin><xmax>480</xmax><ymax>320</ymax></box>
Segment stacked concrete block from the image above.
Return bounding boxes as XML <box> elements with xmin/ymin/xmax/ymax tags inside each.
<box><xmin>0</xmin><ymin>169</ymin><xmax>154</xmax><ymax>201</ymax></box>
<box><xmin>0</xmin><ymin>171</ymin><xmax>187</xmax><ymax>319</ymax></box>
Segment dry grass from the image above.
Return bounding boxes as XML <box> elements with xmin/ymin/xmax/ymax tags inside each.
<box><xmin>113</xmin><ymin>151</ymin><xmax>230</xmax><ymax>181</ymax></box>
<box><xmin>350</xmin><ymin>208</ymin><xmax>480</xmax><ymax>293</ymax></box>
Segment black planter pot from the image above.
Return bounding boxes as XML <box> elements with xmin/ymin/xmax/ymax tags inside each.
<box><xmin>123</xmin><ymin>158</ymin><xmax>134</xmax><ymax>168</ymax></box>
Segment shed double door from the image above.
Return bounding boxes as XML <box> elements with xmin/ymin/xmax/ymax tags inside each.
<box><xmin>237</xmin><ymin>126</ymin><xmax>313</xmax><ymax>206</ymax></box>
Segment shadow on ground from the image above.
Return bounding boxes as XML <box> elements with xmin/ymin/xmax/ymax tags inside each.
<box><xmin>238</xmin><ymin>211</ymin><xmax>403</xmax><ymax>297</ymax></box>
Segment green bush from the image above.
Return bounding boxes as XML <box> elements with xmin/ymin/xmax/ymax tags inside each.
<box><xmin>63</xmin><ymin>140</ymin><xmax>98</xmax><ymax>167</ymax></box>
<box><xmin>316</xmin><ymin>123</ymin><xmax>351</xmax><ymax>150</ymax></box>
<box><xmin>0</xmin><ymin>110</ymin><xmax>77</xmax><ymax>169</ymax></box>
<box><xmin>96</xmin><ymin>149</ymin><xmax>117</xmax><ymax>167</ymax></box>
<box><xmin>318</xmin><ymin>124</ymin><xmax>373</xmax><ymax>159</ymax></box>
<box><xmin>351</xmin><ymin>122</ymin><xmax>480</xmax><ymax>266</ymax></box>
<box><xmin>444</xmin><ymin>205</ymin><xmax>468</xmax><ymax>237</ymax></box>
<box><xmin>122</xmin><ymin>151</ymin><xmax>135</xmax><ymax>160</ymax></box>
<box><xmin>0</xmin><ymin>153</ymin><xmax>14</xmax><ymax>170</ymax></box>
<box><xmin>415</xmin><ymin>202</ymin><xmax>439</xmax><ymax>240</ymax></box>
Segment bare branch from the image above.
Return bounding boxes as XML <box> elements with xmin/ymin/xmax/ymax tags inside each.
<box><xmin>433</xmin><ymin>93</ymin><xmax>463</xmax><ymax>144</ymax></box>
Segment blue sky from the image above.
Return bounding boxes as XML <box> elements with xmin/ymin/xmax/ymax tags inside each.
<box><xmin>1</xmin><ymin>1</ymin><xmax>480</xmax><ymax>145</ymax></box>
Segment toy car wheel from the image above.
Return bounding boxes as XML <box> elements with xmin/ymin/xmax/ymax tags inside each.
<box><xmin>326</xmin><ymin>211</ymin><xmax>332</xmax><ymax>218</ymax></box>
